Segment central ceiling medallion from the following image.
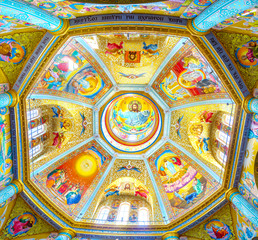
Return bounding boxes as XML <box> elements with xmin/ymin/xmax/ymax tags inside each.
<box><xmin>101</xmin><ymin>93</ymin><xmax>162</xmax><ymax>152</ymax></box>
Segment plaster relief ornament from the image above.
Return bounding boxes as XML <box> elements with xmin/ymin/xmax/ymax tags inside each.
<box><xmin>101</xmin><ymin>93</ymin><xmax>162</xmax><ymax>152</ymax></box>
<box><xmin>116</xmin><ymin>161</ymin><xmax>141</xmax><ymax>173</ymax></box>
<box><xmin>6</xmin><ymin>212</ymin><xmax>37</xmax><ymax>236</ymax></box>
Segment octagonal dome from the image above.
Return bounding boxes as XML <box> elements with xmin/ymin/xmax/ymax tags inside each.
<box><xmin>11</xmin><ymin>20</ymin><xmax>249</xmax><ymax>238</ymax></box>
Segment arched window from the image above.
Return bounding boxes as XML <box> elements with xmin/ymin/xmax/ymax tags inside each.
<box><xmin>28</xmin><ymin>124</ymin><xmax>46</xmax><ymax>139</ymax></box>
<box><xmin>116</xmin><ymin>202</ymin><xmax>130</xmax><ymax>225</ymax></box>
<box><xmin>217</xmin><ymin>150</ymin><xmax>227</xmax><ymax>165</ymax></box>
<box><xmin>27</xmin><ymin>109</ymin><xmax>40</xmax><ymax>121</ymax></box>
<box><xmin>222</xmin><ymin>114</ymin><xmax>233</xmax><ymax>127</ymax></box>
<box><xmin>216</xmin><ymin>130</ymin><xmax>230</xmax><ymax>146</ymax></box>
<box><xmin>29</xmin><ymin>144</ymin><xmax>43</xmax><ymax>159</ymax></box>
<box><xmin>96</xmin><ymin>206</ymin><xmax>110</xmax><ymax>224</ymax></box>
<box><xmin>138</xmin><ymin>207</ymin><xmax>149</xmax><ymax>225</ymax></box>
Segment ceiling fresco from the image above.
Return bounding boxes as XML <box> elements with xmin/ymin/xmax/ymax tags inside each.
<box><xmin>182</xmin><ymin>204</ymin><xmax>235</xmax><ymax>240</ymax></box>
<box><xmin>31</xmin><ymin>140</ymin><xmax>112</xmax><ymax>219</ymax></box>
<box><xmin>0</xmin><ymin>197</ymin><xmax>55</xmax><ymax>239</ymax></box>
<box><xmin>17</xmin><ymin>24</ymin><xmax>241</xmax><ymax>228</ymax></box>
<box><xmin>82</xmin><ymin>158</ymin><xmax>165</xmax><ymax>225</ymax></box>
<box><xmin>0</xmin><ymin>0</ymin><xmax>257</xmax><ymax>39</ymax></box>
<box><xmin>169</xmin><ymin>103</ymin><xmax>235</xmax><ymax>177</ymax></box>
<box><xmin>0</xmin><ymin>31</ymin><xmax>45</xmax><ymax>85</ymax></box>
<box><xmin>147</xmin><ymin>143</ymin><xmax>219</xmax><ymax>219</ymax></box>
<box><xmin>30</xmin><ymin>36</ymin><xmax>112</xmax><ymax>105</ymax></box>
<box><xmin>82</xmin><ymin>34</ymin><xmax>181</xmax><ymax>85</ymax></box>
<box><xmin>100</xmin><ymin>93</ymin><xmax>162</xmax><ymax>152</ymax></box>
<box><xmin>22</xmin><ymin>0</ymin><xmax>192</xmax><ymax>18</ymax></box>
<box><xmin>213</xmin><ymin>6</ymin><xmax>258</xmax><ymax>34</ymax></box>
<box><xmin>152</xmin><ymin>38</ymin><xmax>229</xmax><ymax>107</ymax></box>
<box><xmin>215</xmin><ymin>31</ymin><xmax>258</xmax><ymax>91</ymax></box>
<box><xmin>26</xmin><ymin>98</ymin><xmax>93</xmax><ymax>170</ymax></box>
<box><xmin>0</xmin><ymin>0</ymin><xmax>253</xmax><ymax>233</ymax></box>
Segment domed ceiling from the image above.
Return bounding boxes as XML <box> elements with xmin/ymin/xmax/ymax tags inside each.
<box><xmin>18</xmin><ymin>29</ymin><xmax>241</xmax><ymax>234</ymax></box>
<box><xmin>0</xmin><ymin>1</ymin><xmax>251</xmax><ymax>235</ymax></box>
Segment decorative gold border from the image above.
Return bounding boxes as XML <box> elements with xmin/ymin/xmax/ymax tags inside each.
<box><xmin>16</xmin><ymin>22</ymin><xmax>246</xmax><ymax>234</ymax></box>
<box><xmin>255</xmin><ymin>151</ymin><xmax>258</xmax><ymax>190</ymax></box>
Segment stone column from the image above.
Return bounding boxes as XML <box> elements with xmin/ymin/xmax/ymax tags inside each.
<box><xmin>0</xmin><ymin>180</ymin><xmax>23</xmax><ymax>205</ymax></box>
<box><xmin>162</xmin><ymin>232</ymin><xmax>180</xmax><ymax>240</ymax></box>
<box><xmin>55</xmin><ymin>228</ymin><xmax>76</xmax><ymax>240</ymax></box>
<box><xmin>226</xmin><ymin>188</ymin><xmax>258</xmax><ymax>227</ymax></box>
<box><xmin>0</xmin><ymin>0</ymin><xmax>69</xmax><ymax>35</ymax></box>
<box><xmin>187</xmin><ymin>0</ymin><xmax>258</xmax><ymax>35</ymax></box>
<box><xmin>0</xmin><ymin>90</ymin><xmax>19</xmax><ymax>108</ymax></box>
<box><xmin>243</xmin><ymin>95</ymin><xmax>258</xmax><ymax>113</ymax></box>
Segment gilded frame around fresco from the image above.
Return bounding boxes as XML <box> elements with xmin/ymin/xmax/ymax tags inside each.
<box><xmin>14</xmin><ymin>17</ymin><xmax>250</xmax><ymax>236</ymax></box>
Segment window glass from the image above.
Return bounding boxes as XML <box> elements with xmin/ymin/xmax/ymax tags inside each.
<box><xmin>216</xmin><ymin>130</ymin><xmax>230</xmax><ymax>145</ymax></box>
<box><xmin>138</xmin><ymin>208</ymin><xmax>149</xmax><ymax>225</ymax></box>
<box><xmin>29</xmin><ymin>144</ymin><xmax>42</xmax><ymax>159</ymax></box>
<box><xmin>217</xmin><ymin>150</ymin><xmax>227</xmax><ymax>165</ymax></box>
<box><xmin>96</xmin><ymin>207</ymin><xmax>110</xmax><ymax>224</ymax></box>
<box><xmin>223</xmin><ymin>114</ymin><xmax>234</xmax><ymax>127</ymax></box>
<box><xmin>27</xmin><ymin>109</ymin><xmax>40</xmax><ymax>121</ymax></box>
<box><xmin>28</xmin><ymin>124</ymin><xmax>46</xmax><ymax>139</ymax></box>
<box><xmin>116</xmin><ymin>202</ymin><xmax>130</xmax><ymax>224</ymax></box>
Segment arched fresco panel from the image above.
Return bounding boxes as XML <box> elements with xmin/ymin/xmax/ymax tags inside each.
<box><xmin>155</xmin><ymin>149</ymin><xmax>207</xmax><ymax>210</ymax></box>
<box><xmin>32</xmin><ymin>141</ymin><xmax>112</xmax><ymax>218</ymax></box>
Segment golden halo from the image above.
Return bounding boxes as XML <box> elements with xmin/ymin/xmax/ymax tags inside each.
<box><xmin>128</xmin><ymin>100</ymin><xmax>142</xmax><ymax>111</ymax></box>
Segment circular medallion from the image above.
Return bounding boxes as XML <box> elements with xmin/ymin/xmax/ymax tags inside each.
<box><xmin>101</xmin><ymin>93</ymin><xmax>162</xmax><ymax>152</ymax></box>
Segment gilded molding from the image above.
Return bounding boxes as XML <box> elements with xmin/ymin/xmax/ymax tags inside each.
<box><xmin>8</xmin><ymin>89</ymin><xmax>19</xmax><ymax>107</ymax></box>
<box><xmin>12</xmin><ymin>179</ymin><xmax>24</xmax><ymax>193</ymax></box>
<box><xmin>225</xmin><ymin>188</ymin><xmax>238</xmax><ymax>201</ymax></box>
<box><xmin>58</xmin><ymin>228</ymin><xmax>76</xmax><ymax>238</ymax></box>
<box><xmin>162</xmin><ymin>232</ymin><xmax>179</xmax><ymax>239</ymax></box>
<box><xmin>50</xmin><ymin>19</ymin><xmax>70</xmax><ymax>36</ymax></box>
<box><xmin>187</xmin><ymin>19</ymin><xmax>209</xmax><ymax>37</ymax></box>
<box><xmin>255</xmin><ymin>152</ymin><xmax>258</xmax><ymax>191</ymax></box>
<box><xmin>242</xmin><ymin>95</ymin><xmax>253</xmax><ymax>114</ymax></box>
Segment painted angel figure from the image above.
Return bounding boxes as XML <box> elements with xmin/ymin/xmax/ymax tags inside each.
<box><xmin>118</xmin><ymin>101</ymin><xmax>150</xmax><ymax>126</ymax></box>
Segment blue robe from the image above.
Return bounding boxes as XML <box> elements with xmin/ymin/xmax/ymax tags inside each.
<box><xmin>66</xmin><ymin>191</ymin><xmax>81</xmax><ymax>205</ymax></box>
<box><xmin>185</xmin><ymin>192</ymin><xmax>198</xmax><ymax>204</ymax></box>
<box><xmin>118</xmin><ymin>110</ymin><xmax>150</xmax><ymax>126</ymax></box>
<box><xmin>166</xmin><ymin>162</ymin><xmax>177</xmax><ymax>175</ymax></box>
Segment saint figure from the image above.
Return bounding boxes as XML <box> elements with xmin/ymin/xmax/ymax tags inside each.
<box><xmin>118</xmin><ymin>101</ymin><xmax>150</xmax><ymax>126</ymax></box>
